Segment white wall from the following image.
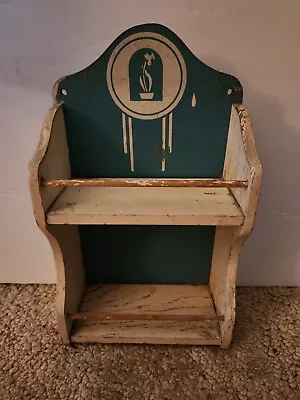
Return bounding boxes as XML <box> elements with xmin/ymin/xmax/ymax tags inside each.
<box><xmin>0</xmin><ymin>0</ymin><xmax>299</xmax><ymax>285</ymax></box>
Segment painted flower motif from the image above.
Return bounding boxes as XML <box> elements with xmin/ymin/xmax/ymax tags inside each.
<box><xmin>140</xmin><ymin>52</ymin><xmax>155</xmax><ymax>94</ymax></box>
<box><xmin>144</xmin><ymin>52</ymin><xmax>155</xmax><ymax>66</ymax></box>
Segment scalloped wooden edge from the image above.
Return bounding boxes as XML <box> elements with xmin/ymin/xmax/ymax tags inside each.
<box><xmin>210</xmin><ymin>104</ymin><xmax>262</xmax><ymax>348</ymax></box>
<box><xmin>29</xmin><ymin>103</ymin><xmax>85</xmax><ymax>344</ymax></box>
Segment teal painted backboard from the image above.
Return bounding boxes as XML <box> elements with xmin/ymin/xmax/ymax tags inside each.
<box><xmin>56</xmin><ymin>24</ymin><xmax>243</xmax><ymax>284</ymax></box>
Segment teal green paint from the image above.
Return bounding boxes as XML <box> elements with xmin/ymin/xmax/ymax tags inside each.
<box><xmin>80</xmin><ymin>226</ymin><xmax>215</xmax><ymax>284</ymax></box>
<box><xmin>55</xmin><ymin>24</ymin><xmax>243</xmax><ymax>284</ymax></box>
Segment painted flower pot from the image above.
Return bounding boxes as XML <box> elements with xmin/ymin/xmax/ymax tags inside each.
<box><xmin>140</xmin><ymin>92</ymin><xmax>154</xmax><ymax>100</ymax></box>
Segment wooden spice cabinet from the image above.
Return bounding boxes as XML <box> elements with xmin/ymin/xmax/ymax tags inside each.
<box><xmin>29</xmin><ymin>24</ymin><xmax>262</xmax><ymax>348</ymax></box>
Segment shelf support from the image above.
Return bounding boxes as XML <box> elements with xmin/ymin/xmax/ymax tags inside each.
<box><xmin>43</xmin><ymin>178</ymin><xmax>248</xmax><ymax>189</ymax></box>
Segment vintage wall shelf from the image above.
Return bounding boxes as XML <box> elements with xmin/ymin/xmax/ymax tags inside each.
<box><xmin>29</xmin><ymin>23</ymin><xmax>262</xmax><ymax>348</ymax></box>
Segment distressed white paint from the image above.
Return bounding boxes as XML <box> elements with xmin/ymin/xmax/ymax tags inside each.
<box><xmin>0</xmin><ymin>0</ymin><xmax>300</xmax><ymax>285</ymax></box>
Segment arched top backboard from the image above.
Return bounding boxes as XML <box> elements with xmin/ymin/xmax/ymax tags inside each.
<box><xmin>56</xmin><ymin>23</ymin><xmax>243</xmax><ymax>178</ymax></box>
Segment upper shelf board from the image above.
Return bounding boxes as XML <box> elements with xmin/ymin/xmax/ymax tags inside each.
<box><xmin>47</xmin><ymin>187</ymin><xmax>244</xmax><ymax>226</ymax></box>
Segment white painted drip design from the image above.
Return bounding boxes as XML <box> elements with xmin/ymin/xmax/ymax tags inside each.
<box><xmin>161</xmin><ymin>117</ymin><xmax>166</xmax><ymax>171</ymax></box>
<box><xmin>168</xmin><ymin>112</ymin><xmax>173</xmax><ymax>153</ymax></box>
<box><xmin>128</xmin><ymin>116</ymin><xmax>134</xmax><ymax>172</ymax></box>
<box><xmin>123</xmin><ymin>112</ymin><xmax>173</xmax><ymax>173</ymax></box>
<box><xmin>122</xmin><ymin>113</ymin><xmax>128</xmax><ymax>154</ymax></box>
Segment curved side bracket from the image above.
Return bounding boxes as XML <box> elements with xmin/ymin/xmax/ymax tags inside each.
<box><xmin>28</xmin><ymin>104</ymin><xmax>85</xmax><ymax>344</ymax></box>
<box><xmin>210</xmin><ymin>104</ymin><xmax>262</xmax><ymax>348</ymax></box>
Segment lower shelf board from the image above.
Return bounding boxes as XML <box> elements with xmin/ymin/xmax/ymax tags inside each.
<box><xmin>70</xmin><ymin>284</ymin><xmax>222</xmax><ymax>345</ymax></box>
<box><xmin>71</xmin><ymin>320</ymin><xmax>221</xmax><ymax>345</ymax></box>
<box><xmin>71</xmin><ymin>284</ymin><xmax>223</xmax><ymax>321</ymax></box>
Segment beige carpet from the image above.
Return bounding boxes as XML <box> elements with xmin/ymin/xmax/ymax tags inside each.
<box><xmin>0</xmin><ymin>285</ymin><xmax>299</xmax><ymax>400</ymax></box>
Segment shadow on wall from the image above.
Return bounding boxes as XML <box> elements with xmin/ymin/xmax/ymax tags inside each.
<box><xmin>206</xmin><ymin>57</ymin><xmax>300</xmax><ymax>286</ymax></box>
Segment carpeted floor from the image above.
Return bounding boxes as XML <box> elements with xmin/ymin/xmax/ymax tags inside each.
<box><xmin>0</xmin><ymin>285</ymin><xmax>299</xmax><ymax>399</ymax></box>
